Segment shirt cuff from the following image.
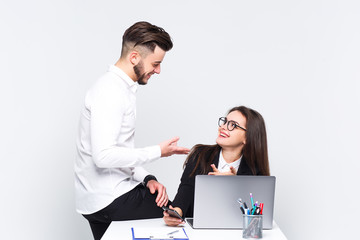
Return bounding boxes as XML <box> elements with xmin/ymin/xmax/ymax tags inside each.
<box><xmin>146</xmin><ymin>145</ymin><xmax>161</xmax><ymax>161</ymax></box>
<box><xmin>143</xmin><ymin>175</ymin><xmax>158</xmax><ymax>186</ymax></box>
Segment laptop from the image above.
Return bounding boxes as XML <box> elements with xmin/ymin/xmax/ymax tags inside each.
<box><xmin>187</xmin><ymin>175</ymin><xmax>276</xmax><ymax>229</ymax></box>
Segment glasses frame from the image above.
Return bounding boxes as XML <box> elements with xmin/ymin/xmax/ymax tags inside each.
<box><xmin>218</xmin><ymin>117</ymin><xmax>247</xmax><ymax>131</ymax></box>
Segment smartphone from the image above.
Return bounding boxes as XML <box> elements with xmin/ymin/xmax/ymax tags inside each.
<box><xmin>162</xmin><ymin>206</ymin><xmax>185</xmax><ymax>221</ymax></box>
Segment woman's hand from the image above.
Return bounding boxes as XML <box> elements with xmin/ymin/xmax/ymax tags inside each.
<box><xmin>208</xmin><ymin>164</ymin><xmax>237</xmax><ymax>175</ymax></box>
<box><xmin>163</xmin><ymin>206</ymin><xmax>185</xmax><ymax>226</ymax></box>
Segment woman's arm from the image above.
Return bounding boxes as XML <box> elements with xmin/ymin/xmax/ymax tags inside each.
<box><xmin>171</xmin><ymin>157</ymin><xmax>198</xmax><ymax>216</ymax></box>
<box><xmin>163</xmin><ymin>156</ymin><xmax>198</xmax><ymax>226</ymax></box>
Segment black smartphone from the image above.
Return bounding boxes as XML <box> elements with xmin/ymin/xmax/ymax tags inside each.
<box><xmin>162</xmin><ymin>206</ymin><xmax>185</xmax><ymax>221</ymax></box>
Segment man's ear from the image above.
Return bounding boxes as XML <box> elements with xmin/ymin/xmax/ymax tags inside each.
<box><xmin>129</xmin><ymin>51</ymin><xmax>141</xmax><ymax>65</ymax></box>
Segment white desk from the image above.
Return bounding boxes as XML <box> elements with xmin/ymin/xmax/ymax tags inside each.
<box><xmin>101</xmin><ymin>218</ymin><xmax>287</xmax><ymax>240</ymax></box>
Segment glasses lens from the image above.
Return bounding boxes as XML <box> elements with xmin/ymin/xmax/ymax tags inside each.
<box><xmin>218</xmin><ymin>117</ymin><xmax>226</xmax><ymax>127</ymax></box>
<box><xmin>227</xmin><ymin>121</ymin><xmax>236</xmax><ymax>131</ymax></box>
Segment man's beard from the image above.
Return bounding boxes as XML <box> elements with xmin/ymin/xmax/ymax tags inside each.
<box><xmin>133</xmin><ymin>61</ymin><xmax>148</xmax><ymax>85</ymax></box>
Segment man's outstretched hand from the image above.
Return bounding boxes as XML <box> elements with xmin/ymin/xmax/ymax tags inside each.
<box><xmin>159</xmin><ymin>137</ymin><xmax>190</xmax><ymax>157</ymax></box>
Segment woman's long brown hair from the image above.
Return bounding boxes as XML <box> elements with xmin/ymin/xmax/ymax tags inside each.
<box><xmin>185</xmin><ymin>106</ymin><xmax>270</xmax><ymax>176</ymax></box>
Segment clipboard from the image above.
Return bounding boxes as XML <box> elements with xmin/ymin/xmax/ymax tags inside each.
<box><xmin>131</xmin><ymin>227</ymin><xmax>189</xmax><ymax>240</ymax></box>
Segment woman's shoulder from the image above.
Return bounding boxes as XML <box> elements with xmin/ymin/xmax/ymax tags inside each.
<box><xmin>187</xmin><ymin>144</ymin><xmax>218</xmax><ymax>160</ymax></box>
<box><xmin>238</xmin><ymin>156</ymin><xmax>262</xmax><ymax>176</ymax></box>
<box><xmin>192</xmin><ymin>144</ymin><xmax>219</xmax><ymax>153</ymax></box>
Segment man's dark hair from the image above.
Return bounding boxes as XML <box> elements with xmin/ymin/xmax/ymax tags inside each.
<box><xmin>121</xmin><ymin>21</ymin><xmax>173</xmax><ymax>57</ymax></box>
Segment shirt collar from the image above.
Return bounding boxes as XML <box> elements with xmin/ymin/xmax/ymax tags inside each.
<box><xmin>108</xmin><ymin>65</ymin><xmax>138</xmax><ymax>93</ymax></box>
<box><xmin>218</xmin><ymin>150</ymin><xmax>242</xmax><ymax>172</ymax></box>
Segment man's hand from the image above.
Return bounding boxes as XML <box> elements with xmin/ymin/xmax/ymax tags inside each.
<box><xmin>147</xmin><ymin>180</ymin><xmax>168</xmax><ymax>207</ymax></box>
<box><xmin>159</xmin><ymin>137</ymin><xmax>190</xmax><ymax>157</ymax></box>
<box><xmin>208</xmin><ymin>164</ymin><xmax>237</xmax><ymax>175</ymax></box>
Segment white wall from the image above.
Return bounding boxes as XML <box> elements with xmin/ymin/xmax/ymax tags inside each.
<box><xmin>1</xmin><ymin>1</ymin><xmax>359</xmax><ymax>239</ymax></box>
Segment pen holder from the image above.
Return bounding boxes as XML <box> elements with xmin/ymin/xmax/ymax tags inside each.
<box><xmin>242</xmin><ymin>215</ymin><xmax>263</xmax><ymax>239</ymax></box>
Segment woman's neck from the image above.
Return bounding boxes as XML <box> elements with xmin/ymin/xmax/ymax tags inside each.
<box><xmin>221</xmin><ymin>148</ymin><xmax>242</xmax><ymax>163</ymax></box>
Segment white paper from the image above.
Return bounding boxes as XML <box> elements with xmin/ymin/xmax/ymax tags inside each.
<box><xmin>132</xmin><ymin>227</ymin><xmax>188</xmax><ymax>239</ymax></box>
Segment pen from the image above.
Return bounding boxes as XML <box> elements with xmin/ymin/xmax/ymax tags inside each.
<box><xmin>167</xmin><ymin>230</ymin><xmax>179</xmax><ymax>235</ymax></box>
<box><xmin>240</xmin><ymin>206</ymin><xmax>245</xmax><ymax>214</ymax></box>
<box><xmin>237</xmin><ymin>198</ymin><xmax>246</xmax><ymax>214</ymax></box>
<box><xmin>252</xmin><ymin>202</ymin><xmax>258</xmax><ymax>215</ymax></box>
<box><xmin>255</xmin><ymin>207</ymin><xmax>261</xmax><ymax>215</ymax></box>
<box><xmin>259</xmin><ymin>203</ymin><xmax>264</xmax><ymax>215</ymax></box>
<box><xmin>244</xmin><ymin>201</ymin><xmax>249</xmax><ymax>215</ymax></box>
<box><xmin>250</xmin><ymin>193</ymin><xmax>254</xmax><ymax>209</ymax></box>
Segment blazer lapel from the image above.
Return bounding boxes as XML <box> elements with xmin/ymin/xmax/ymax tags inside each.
<box><xmin>237</xmin><ymin>156</ymin><xmax>254</xmax><ymax>175</ymax></box>
<box><xmin>213</xmin><ymin>152</ymin><xmax>255</xmax><ymax>175</ymax></box>
<box><xmin>212</xmin><ymin>151</ymin><xmax>220</xmax><ymax>168</ymax></box>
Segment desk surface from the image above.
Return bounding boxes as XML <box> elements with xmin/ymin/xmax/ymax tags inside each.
<box><xmin>101</xmin><ymin>218</ymin><xmax>287</xmax><ymax>240</ymax></box>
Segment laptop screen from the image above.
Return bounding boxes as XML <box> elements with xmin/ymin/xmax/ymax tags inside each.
<box><xmin>190</xmin><ymin>175</ymin><xmax>276</xmax><ymax>229</ymax></box>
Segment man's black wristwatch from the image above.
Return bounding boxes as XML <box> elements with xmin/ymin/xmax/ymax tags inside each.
<box><xmin>143</xmin><ymin>175</ymin><xmax>157</xmax><ymax>187</ymax></box>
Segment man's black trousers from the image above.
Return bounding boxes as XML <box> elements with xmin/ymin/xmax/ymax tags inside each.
<box><xmin>83</xmin><ymin>184</ymin><xmax>166</xmax><ymax>240</ymax></box>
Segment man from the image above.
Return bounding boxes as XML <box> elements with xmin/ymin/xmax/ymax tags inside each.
<box><xmin>75</xmin><ymin>21</ymin><xmax>190</xmax><ymax>240</ymax></box>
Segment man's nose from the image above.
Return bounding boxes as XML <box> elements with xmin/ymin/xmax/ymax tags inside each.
<box><xmin>154</xmin><ymin>65</ymin><xmax>161</xmax><ymax>74</ymax></box>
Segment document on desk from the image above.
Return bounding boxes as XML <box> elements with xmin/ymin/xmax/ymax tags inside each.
<box><xmin>131</xmin><ymin>227</ymin><xmax>189</xmax><ymax>240</ymax></box>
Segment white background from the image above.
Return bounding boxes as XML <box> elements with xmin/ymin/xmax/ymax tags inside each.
<box><xmin>1</xmin><ymin>1</ymin><xmax>359</xmax><ymax>239</ymax></box>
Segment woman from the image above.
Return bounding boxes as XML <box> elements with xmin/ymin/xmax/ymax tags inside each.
<box><xmin>163</xmin><ymin>106</ymin><xmax>270</xmax><ymax>226</ymax></box>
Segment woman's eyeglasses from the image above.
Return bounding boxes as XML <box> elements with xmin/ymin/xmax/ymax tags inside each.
<box><xmin>218</xmin><ymin>117</ymin><xmax>247</xmax><ymax>131</ymax></box>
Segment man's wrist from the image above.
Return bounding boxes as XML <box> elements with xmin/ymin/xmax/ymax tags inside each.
<box><xmin>143</xmin><ymin>175</ymin><xmax>157</xmax><ymax>187</ymax></box>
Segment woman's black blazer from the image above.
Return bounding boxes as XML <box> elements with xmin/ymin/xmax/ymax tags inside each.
<box><xmin>171</xmin><ymin>151</ymin><xmax>258</xmax><ymax>217</ymax></box>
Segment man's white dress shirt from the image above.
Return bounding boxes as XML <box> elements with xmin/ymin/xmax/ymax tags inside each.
<box><xmin>75</xmin><ymin>65</ymin><xmax>161</xmax><ymax>214</ymax></box>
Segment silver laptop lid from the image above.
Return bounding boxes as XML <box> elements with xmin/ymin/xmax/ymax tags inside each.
<box><xmin>192</xmin><ymin>175</ymin><xmax>276</xmax><ymax>229</ymax></box>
